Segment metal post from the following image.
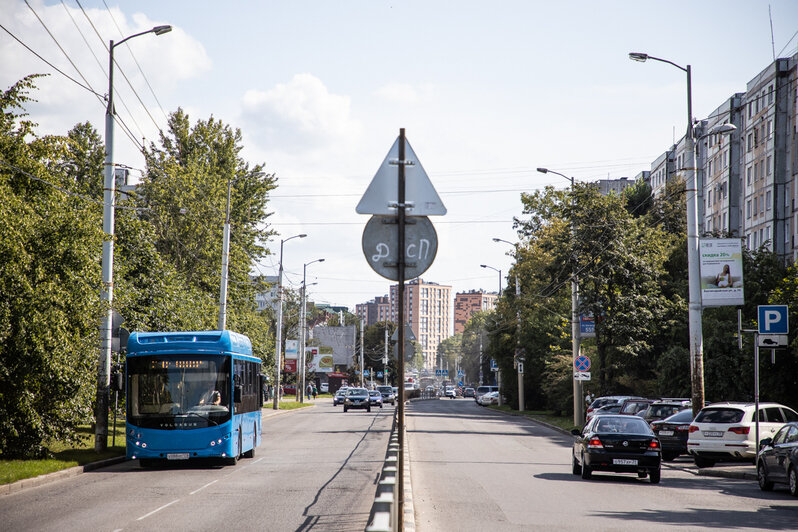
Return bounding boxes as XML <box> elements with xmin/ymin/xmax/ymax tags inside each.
<box><xmin>516</xmin><ymin>274</ymin><xmax>524</xmax><ymax>412</ymax></box>
<box><xmin>96</xmin><ymin>38</ymin><xmax>117</xmax><ymax>452</ymax></box>
<box><xmin>396</xmin><ymin>127</ymin><xmax>406</xmax><ymax>532</ymax></box>
<box><xmin>218</xmin><ymin>178</ymin><xmax>232</xmax><ymax>330</ymax></box>
<box><xmin>298</xmin><ymin>271</ymin><xmax>306</xmax><ymax>403</ymax></box>
<box><xmin>754</xmin><ymin>333</ymin><xmax>760</xmax><ymax>468</ymax></box>
<box><xmin>360</xmin><ymin>319</ymin><xmax>365</xmax><ymax>387</ymax></box>
<box><xmin>384</xmin><ymin>326</ymin><xmax>389</xmax><ymax>385</ymax></box>
<box><xmin>96</xmin><ymin>25</ymin><xmax>171</xmax><ymax>451</ymax></box>
<box><xmin>273</xmin><ymin>241</ymin><xmax>285</xmax><ymax>410</ymax></box>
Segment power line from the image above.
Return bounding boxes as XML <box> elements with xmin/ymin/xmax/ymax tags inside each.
<box><xmin>0</xmin><ymin>23</ymin><xmax>101</xmax><ymax>98</ymax></box>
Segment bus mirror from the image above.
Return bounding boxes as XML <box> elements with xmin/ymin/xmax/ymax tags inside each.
<box><xmin>110</xmin><ymin>371</ymin><xmax>123</xmax><ymax>392</ymax></box>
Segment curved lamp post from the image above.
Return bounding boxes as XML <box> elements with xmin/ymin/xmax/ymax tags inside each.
<box><xmin>273</xmin><ymin>234</ymin><xmax>306</xmax><ymax>409</ymax></box>
<box><xmin>536</xmin><ymin>167</ymin><xmax>582</xmax><ymax>424</ymax></box>
<box><xmin>97</xmin><ymin>24</ymin><xmax>171</xmax><ymax>452</ymax></box>
<box><xmin>299</xmin><ymin>259</ymin><xmax>324</xmax><ymax>402</ymax></box>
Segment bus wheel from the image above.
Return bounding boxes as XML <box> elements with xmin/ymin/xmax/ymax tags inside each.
<box><xmin>227</xmin><ymin>434</ymin><xmax>241</xmax><ymax>465</ymax></box>
<box><xmin>243</xmin><ymin>424</ymin><xmax>256</xmax><ymax>459</ymax></box>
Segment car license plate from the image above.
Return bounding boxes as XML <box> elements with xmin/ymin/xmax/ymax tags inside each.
<box><xmin>167</xmin><ymin>453</ymin><xmax>189</xmax><ymax>460</ymax></box>
<box><xmin>703</xmin><ymin>431</ymin><xmax>724</xmax><ymax>438</ymax></box>
<box><xmin>613</xmin><ymin>459</ymin><xmax>638</xmax><ymax>465</ymax></box>
<box><xmin>658</xmin><ymin>430</ymin><xmax>674</xmax><ymax>436</ymax></box>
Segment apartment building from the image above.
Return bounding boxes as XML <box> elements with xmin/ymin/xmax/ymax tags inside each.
<box><xmin>355</xmin><ymin>295</ymin><xmax>391</xmax><ymax>326</ymax></box>
<box><xmin>389</xmin><ymin>279</ymin><xmax>451</xmax><ymax>369</ymax></box>
<box><xmin>453</xmin><ymin>290</ymin><xmax>497</xmax><ymax>335</ymax></box>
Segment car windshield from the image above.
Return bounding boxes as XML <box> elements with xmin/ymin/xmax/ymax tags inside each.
<box><xmin>377</xmin><ymin>386</ymin><xmax>392</xmax><ymax>393</ymax></box>
<box><xmin>695</xmin><ymin>408</ymin><xmax>744</xmax><ymax>424</ymax></box>
<box><xmin>646</xmin><ymin>405</ymin><xmax>681</xmax><ymax>419</ymax></box>
<box><xmin>369</xmin><ymin>391</ymin><xmax>380</xmax><ymax>396</ymax></box>
<box><xmin>596</xmin><ymin>417</ymin><xmax>652</xmax><ymax>434</ymax></box>
<box><xmin>348</xmin><ymin>388</ymin><xmax>368</xmax><ymax>395</ymax></box>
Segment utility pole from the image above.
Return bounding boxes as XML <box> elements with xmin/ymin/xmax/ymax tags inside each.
<box><xmin>516</xmin><ymin>274</ymin><xmax>524</xmax><ymax>412</ymax></box>
<box><xmin>217</xmin><ymin>178</ymin><xmax>232</xmax><ymax>330</ymax></box>
<box><xmin>360</xmin><ymin>319</ymin><xmax>365</xmax><ymax>387</ymax></box>
<box><xmin>384</xmin><ymin>326</ymin><xmax>389</xmax><ymax>385</ymax></box>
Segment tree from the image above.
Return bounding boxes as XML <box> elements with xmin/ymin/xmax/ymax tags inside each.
<box><xmin>0</xmin><ymin>77</ymin><xmax>103</xmax><ymax>457</ymax></box>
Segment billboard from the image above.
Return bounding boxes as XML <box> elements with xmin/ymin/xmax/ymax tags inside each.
<box><xmin>306</xmin><ymin>347</ymin><xmax>334</xmax><ymax>373</ymax></box>
<box><xmin>699</xmin><ymin>238</ymin><xmax>744</xmax><ymax>307</ymax></box>
<box><xmin>285</xmin><ymin>339</ymin><xmax>298</xmax><ymax>359</ymax></box>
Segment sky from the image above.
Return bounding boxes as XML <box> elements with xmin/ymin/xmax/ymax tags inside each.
<box><xmin>3</xmin><ymin>0</ymin><xmax>798</xmax><ymax>329</ymax></box>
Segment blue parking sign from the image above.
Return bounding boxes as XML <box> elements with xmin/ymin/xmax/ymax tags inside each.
<box><xmin>758</xmin><ymin>305</ymin><xmax>788</xmax><ymax>334</ymax></box>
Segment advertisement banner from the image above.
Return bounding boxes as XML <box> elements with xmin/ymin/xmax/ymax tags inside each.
<box><xmin>307</xmin><ymin>347</ymin><xmax>334</xmax><ymax>373</ymax></box>
<box><xmin>700</xmin><ymin>238</ymin><xmax>744</xmax><ymax>307</ymax></box>
<box><xmin>284</xmin><ymin>359</ymin><xmax>297</xmax><ymax>373</ymax></box>
<box><xmin>285</xmin><ymin>339</ymin><xmax>298</xmax><ymax>359</ymax></box>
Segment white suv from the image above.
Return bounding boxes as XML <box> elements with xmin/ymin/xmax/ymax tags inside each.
<box><xmin>687</xmin><ymin>402</ymin><xmax>798</xmax><ymax>467</ymax></box>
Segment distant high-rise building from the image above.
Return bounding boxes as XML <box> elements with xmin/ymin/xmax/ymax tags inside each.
<box><xmin>389</xmin><ymin>279</ymin><xmax>451</xmax><ymax>370</ymax></box>
<box><xmin>355</xmin><ymin>295</ymin><xmax>391</xmax><ymax>327</ymax></box>
<box><xmin>453</xmin><ymin>290</ymin><xmax>497</xmax><ymax>335</ymax></box>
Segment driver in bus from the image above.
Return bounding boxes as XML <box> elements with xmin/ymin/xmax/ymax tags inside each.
<box><xmin>199</xmin><ymin>387</ymin><xmax>221</xmax><ymax>406</ymax></box>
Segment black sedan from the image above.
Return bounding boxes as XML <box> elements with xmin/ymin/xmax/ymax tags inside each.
<box><xmin>572</xmin><ymin>415</ymin><xmax>662</xmax><ymax>483</ymax></box>
<box><xmin>757</xmin><ymin>421</ymin><xmax>798</xmax><ymax>496</ymax></box>
<box><xmin>650</xmin><ymin>408</ymin><xmax>694</xmax><ymax>461</ymax></box>
<box><xmin>343</xmin><ymin>387</ymin><xmax>371</xmax><ymax>413</ymax></box>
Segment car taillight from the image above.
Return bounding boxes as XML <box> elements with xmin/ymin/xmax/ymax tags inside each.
<box><xmin>588</xmin><ymin>437</ymin><xmax>603</xmax><ymax>449</ymax></box>
<box><xmin>688</xmin><ymin>425</ymin><xmax>699</xmax><ymax>433</ymax></box>
<box><xmin>728</xmin><ymin>426</ymin><xmax>750</xmax><ymax>435</ymax></box>
<box><xmin>648</xmin><ymin>440</ymin><xmax>660</xmax><ymax>449</ymax></box>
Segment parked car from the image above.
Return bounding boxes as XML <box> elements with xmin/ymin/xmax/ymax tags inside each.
<box><xmin>757</xmin><ymin>421</ymin><xmax>798</xmax><ymax>496</ymax></box>
<box><xmin>640</xmin><ymin>400</ymin><xmax>691</xmax><ymax>425</ymax></box>
<box><xmin>475</xmin><ymin>385</ymin><xmax>498</xmax><ymax>403</ymax></box>
<box><xmin>343</xmin><ymin>387</ymin><xmax>371</xmax><ymax>413</ymax></box>
<box><xmin>368</xmin><ymin>390</ymin><xmax>384</xmax><ymax>409</ymax></box>
<box><xmin>586</xmin><ymin>396</ymin><xmax>644</xmax><ymax>419</ymax></box>
<box><xmin>463</xmin><ymin>387</ymin><xmax>475</xmax><ymax>398</ymax></box>
<box><xmin>377</xmin><ymin>385</ymin><xmax>395</xmax><ymax>405</ymax></box>
<box><xmin>445</xmin><ymin>385</ymin><xmax>456</xmax><ymax>399</ymax></box>
<box><xmin>333</xmin><ymin>387</ymin><xmax>349</xmax><ymax>406</ymax></box>
<box><xmin>478</xmin><ymin>391</ymin><xmax>499</xmax><ymax>406</ymax></box>
<box><xmin>651</xmin><ymin>408</ymin><xmax>695</xmax><ymax>461</ymax></box>
<box><xmin>320</xmin><ymin>382</ymin><xmax>329</xmax><ymax>394</ymax></box>
<box><xmin>283</xmin><ymin>384</ymin><xmax>297</xmax><ymax>396</ymax></box>
<box><xmin>585</xmin><ymin>403</ymin><xmax>623</xmax><ymax>424</ymax></box>
<box><xmin>687</xmin><ymin>402</ymin><xmax>798</xmax><ymax>467</ymax></box>
<box><xmin>619</xmin><ymin>398</ymin><xmax>655</xmax><ymax>416</ymax></box>
<box><xmin>571</xmin><ymin>414</ymin><xmax>662</xmax><ymax>483</ymax></box>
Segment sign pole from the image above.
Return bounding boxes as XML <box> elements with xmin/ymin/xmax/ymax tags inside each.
<box><xmin>396</xmin><ymin>127</ymin><xmax>406</xmax><ymax>532</ymax></box>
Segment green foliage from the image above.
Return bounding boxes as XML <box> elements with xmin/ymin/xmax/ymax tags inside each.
<box><xmin>0</xmin><ymin>77</ymin><xmax>102</xmax><ymax>458</ymax></box>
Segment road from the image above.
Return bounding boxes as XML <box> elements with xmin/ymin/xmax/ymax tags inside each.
<box><xmin>407</xmin><ymin>398</ymin><xmax>798</xmax><ymax>531</ymax></box>
<box><xmin>0</xmin><ymin>399</ymin><xmax>393</xmax><ymax>532</ymax></box>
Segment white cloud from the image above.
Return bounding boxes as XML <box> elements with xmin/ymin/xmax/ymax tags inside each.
<box><xmin>374</xmin><ymin>82</ymin><xmax>435</xmax><ymax>105</ymax></box>
<box><xmin>240</xmin><ymin>73</ymin><xmax>363</xmax><ymax>160</ymax></box>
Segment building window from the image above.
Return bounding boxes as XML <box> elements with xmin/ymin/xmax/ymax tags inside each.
<box><xmin>754</xmin><ymin>196</ymin><xmax>759</xmax><ymax>216</ymax></box>
<box><xmin>766</xmin><ymin>191</ymin><xmax>772</xmax><ymax>211</ymax></box>
<box><xmin>747</xmin><ymin>133</ymin><xmax>753</xmax><ymax>152</ymax></box>
<box><xmin>767</xmin><ymin>155</ymin><xmax>772</xmax><ymax>176</ymax></box>
<box><xmin>747</xmin><ymin>166</ymin><xmax>752</xmax><ymax>185</ymax></box>
<box><xmin>768</xmin><ymin>84</ymin><xmax>774</xmax><ymax>104</ymax></box>
<box><xmin>767</xmin><ymin>120</ymin><xmax>773</xmax><ymax>139</ymax></box>
<box><xmin>746</xmin><ymin>200</ymin><xmax>751</xmax><ymax>219</ymax></box>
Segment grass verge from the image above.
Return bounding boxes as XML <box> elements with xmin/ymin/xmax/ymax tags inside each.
<box><xmin>1</xmin><ymin>423</ymin><xmax>126</xmax><ymax>486</ymax></box>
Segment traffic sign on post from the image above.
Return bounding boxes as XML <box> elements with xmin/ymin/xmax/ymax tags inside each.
<box><xmin>758</xmin><ymin>305</ymin><xmax>788</xmax><ymax>334</ymax></box>
<box><xmin>574</xmin><ymin>355</ymin><xmax>591</xmax><ymax>372</ymax></box>
<box><xmin>356</xmin><ymin>136</ymin><xmax>447</xmax><ymax>216</ymax></box>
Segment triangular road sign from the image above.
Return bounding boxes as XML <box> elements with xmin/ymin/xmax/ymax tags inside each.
<box><xmin>356</xmin><ymin>135</ymin><xmax>447</xmax><ymax>216</ymax></box>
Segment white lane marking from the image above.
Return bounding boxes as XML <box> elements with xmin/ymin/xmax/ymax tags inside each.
<box><xmin>137</xmin><ymin>499</ymin><xmax>180</xmax><ymax>521</ymax></box>
<box><xmin>189</xmin><ymin>479</ymin><xmax>218</xmax><ymax>495</ymax></box>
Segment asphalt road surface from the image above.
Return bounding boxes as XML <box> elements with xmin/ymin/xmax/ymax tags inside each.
<box><xmin>407</xmin><ymin>398</ymin><xmax>798</xmax><ymax>531</ymax></box>
<box><xmin>0</xmin><ymin>399</ymin><xmax>393</xmax><ymax>532</ymax></box>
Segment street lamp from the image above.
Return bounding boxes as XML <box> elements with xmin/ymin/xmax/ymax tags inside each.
<box><xmin>480</xmin><ymin>264</ymin><xmax>502</xmax><ymax>294</ymax></box>
<box><xmin>536</xmin><ymin>167</ymin><xmax>582</xmax><ymax>425</ymax></box>
<box><xmin>493</xmin><ymin>237</ymin><xmax>525</xmax><ymax>412</ymax></box>
<box><xmin>629</xmin><ymin>51</ymin><xmax>704</xmax><ymax>417</ymax></box>
<box><xmin>273</xmin><ymin>234</ymin><xmax>306</xmax><ymax>409</ymax></box>
<box><xmin>298</xmin><ymin>259</ymin><xmax>324</xmax><ymax>402</ymax></box>
<box><xmin>97</xmin><ymin>24</ymin><xmax>171</xmax><ymax>452</ymax></box>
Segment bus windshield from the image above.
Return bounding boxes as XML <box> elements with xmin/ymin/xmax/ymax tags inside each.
<box><xmin>127</xmin><ymin>355</ymin><xmax>231</xmax><ymax>429</ymax></box>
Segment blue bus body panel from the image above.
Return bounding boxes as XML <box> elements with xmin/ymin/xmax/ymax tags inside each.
<box><xmin>125</xmin><ymin>330</ymin><xmax>260</xmax><ymax>463</ymax></box>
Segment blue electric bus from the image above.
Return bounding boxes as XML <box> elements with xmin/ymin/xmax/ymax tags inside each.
<box><xmin>125</xmin><ymin>330</ymin><xmax>262</xmax><ymax>467</ymax></box>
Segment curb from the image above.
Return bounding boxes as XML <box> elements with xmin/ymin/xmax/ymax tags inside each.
<box><xmin>0</xmin><ymin>455</ymin><xmax>127</xmax><ymax>497</ymax></box>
